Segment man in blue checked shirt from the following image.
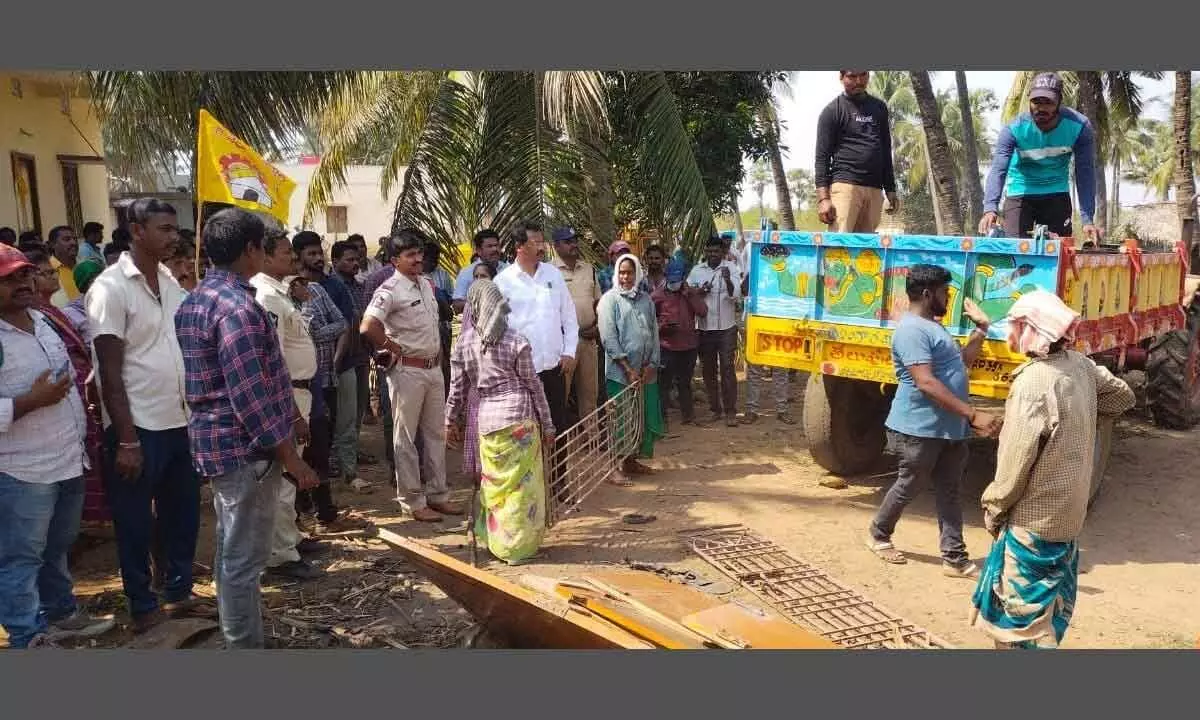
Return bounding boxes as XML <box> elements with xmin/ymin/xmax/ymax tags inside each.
<box><xmin>175</xmin><ymin>208</ymin><xmax>319</xmax><ymax>650</ymax></box>
<box><xmin>979</xmin><ymin>72</ymin><xmax>1101</xmax><ymax>243</ymax></box>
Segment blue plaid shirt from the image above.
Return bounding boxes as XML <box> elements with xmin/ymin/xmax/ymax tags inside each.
<box><xmin>175</xmin><ymin>269</ymin><xmax>296</xmax><ymax>477</ymax></box>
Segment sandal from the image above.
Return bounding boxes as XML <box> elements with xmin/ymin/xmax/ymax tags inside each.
<box><xmin>622</xmin><ymin>513</ymin><xmax>657</xmax><ymax>525</ymax></box>
<box><xmin>865</xmin><ymin>537</ymin><xmax>907</xmax><ymax>564</ymax></box>
<box><xmin>607</xmin><ymin>472</ymin><xmax>634</xmax><ymax>487</ymax></box>
<box><xmin>622</xmin><ymin>460</ymin><xmax>656</xmax><ymax>476</ymax></box>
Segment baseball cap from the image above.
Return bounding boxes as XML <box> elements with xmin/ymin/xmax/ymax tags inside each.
<box><xmin>1029</xmin><ymin>72</ymin><xmax>1063</xmax><ymax>103</ymax></box>
<box><xmin>551</xmin><ymin>227</ymin><xmax>577</xmax><ymax>244</ymax></box>
<box><xmin>665</xmin><ymin>259</ymin><xmax>686</xmax><ymax>284</ymax></box>
<box><xmin>0</xmin><ymin>245</ymin><xmax>34</xmax><ymax>278</ymax></box>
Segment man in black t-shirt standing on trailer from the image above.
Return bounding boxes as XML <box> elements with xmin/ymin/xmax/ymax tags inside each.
<box><xmin>815</xmin><ymin>70</ymin><xmax>900</xmax><ymax>233</ymax></box>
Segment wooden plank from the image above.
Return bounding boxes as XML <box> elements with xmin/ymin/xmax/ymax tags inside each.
<box><xmin>581</xmin><ymin>568</ymin><xmax>725</xmax><ymax>621</ymax></box>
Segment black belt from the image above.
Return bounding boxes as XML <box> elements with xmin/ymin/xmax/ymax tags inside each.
<box><xmin>291</xmin><ymin>379</ymin><xmax>312</xmax><ymax>390</ymax></box>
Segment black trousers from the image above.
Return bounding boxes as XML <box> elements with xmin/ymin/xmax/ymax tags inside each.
<box><xmin>1001</xmin><ymin>192</ymin><xmax>1073</xmax><ymax>239</ymax></box>
<box><xmin>539</xmin><ymin>366</ymin><xmax>569</xmax><ymax>492</ymax></box>
<box><xmin>697</xmin><ymin>327</ymin><xmax>738</xmax><ymax>418</ymax></box>
<box><xmin>297</xmin><ymin>385</ymin><xmax>339</xmax><ymax>522</ymax></box>
<box><xmin>660</xmin><ymin>347</ymin><xmax>699</xmax><ymax>425</ymax></box>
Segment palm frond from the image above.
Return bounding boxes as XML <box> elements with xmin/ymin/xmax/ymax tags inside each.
<box><xmin>623</xmin><ymin>71</ymin><xmax>717</xmax><ymax>257</ymax></box>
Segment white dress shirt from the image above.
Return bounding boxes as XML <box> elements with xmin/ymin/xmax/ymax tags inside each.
<box><xmin>0</xmin><ymin>310</ymin><xmax>87</xmax><ymax>484</ymax></box>
<box><xmin>86</xmin><ymin>251</ymin><xmax>188</xmax><ymax>430</ymax></box>
<box><xmin>686</xmin><ymin>260</ymin><xmax>743</xmax><ymax>332</ymax></box>
<box><xmin>250</xmin><ymin>273</ymin><xmax>318</xmax><ymax>382</ymax></box>
<box><xmin>494</xmin><ymin>261</ymin><xmax>579</xmax><ymax>374</ymax></box>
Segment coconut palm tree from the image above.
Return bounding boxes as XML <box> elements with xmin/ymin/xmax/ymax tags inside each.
<box><xmin>748</xmin><ymin>159</ymin><xmax>772</xmax><ymax>222</ymax></box>
<box><xmin>787</xmin><ymin>168</ymin><xmax>815</xmax><ymax>212</ymax></box>
<box><xmin>955</xmin><ymin>71</ymin><xmax>985</xmax><ymax>231</ymax></box>
<box><xmin>1125</xmin><ymin>119</ymin><xmax>1176</xmax><ymax>201</ymax></box>
<box><xmin>306</xmin><ymin>71</ymin><xmax>717</xmax><ymax>262</ymax></box>
<box><xmin>757</xmin><ymin>72</ymin><xmax>797</xmax><ymax>230</ymax></box>
<box><xmin>909</xmin><ymin>71</ymin><xmax>964</xmax><ymax>234</ymax></box>
<box><xmin>1175</xmin><ymin>71</ymin><xmax>1197</xmax><ymax>266</ymax></box>
<box><xmin>1108</xmin><ymin>117</ymin><xmax>1155</xmax><ymax>226</ymax></box>
<box><xmin>90</xmin><ymin>71</ymin><xmax>359</xmax><ymax>202</ymax></box>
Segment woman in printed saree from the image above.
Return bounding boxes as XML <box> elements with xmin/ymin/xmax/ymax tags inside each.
<box><xmin>597</xmin><ymin>253</ymin><xmax>665</xmax><ymax>485</ymax></box>
<box><xmin>445</xmin><ymin>279</ymin><xmax>555</xmax><ymax>565</ymax></box>
<box><xmin>970</xmin><ymin>291</ymin><xmax>1134</xmax><ymax>649</ymax></box>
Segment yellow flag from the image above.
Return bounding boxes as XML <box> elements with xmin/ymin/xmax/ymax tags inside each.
<box><xmin>195</xmin><ymin>109</ymin><xmax>296</xmax><ymax>225</ymax></box>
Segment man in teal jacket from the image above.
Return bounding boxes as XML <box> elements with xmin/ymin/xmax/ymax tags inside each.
<box><xmin>978</xmin><ymin>72</ymin><xmax>1100</xmax><ymax>243</ymax></box>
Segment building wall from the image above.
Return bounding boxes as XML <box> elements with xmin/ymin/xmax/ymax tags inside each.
<box><xmin>0</xmin><ymin>73</ymin><xmax>110</xmax><ymax>235</ymax></box>
<box><xmin>283</xmin><ymin>163</ymin><xmax>405</xmax><ymax>256</ymax></box>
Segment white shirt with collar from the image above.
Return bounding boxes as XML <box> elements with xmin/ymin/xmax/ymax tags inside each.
<box><xmin>250</xmin><ymin>273</ymin><xmax>317</xmax><ymax>382</ymax></box>
<box><xmin>86</xmin><ymin>251</ymin><xmax>189</xmax><ymax>430</ymax></box>
<box><xmin>686</xmin><ymin>260</ymin><xmax>743</xmax><ymax>332</ymax></box>
<box><xmin>494</xmin><ymin>261</ymin><xmax>579</xmax><ymax>374</ymax></box>
<box><xmin>0</xmin><ymin>309</ymin><xmax>87</xmax><ymax>484</ymax></box>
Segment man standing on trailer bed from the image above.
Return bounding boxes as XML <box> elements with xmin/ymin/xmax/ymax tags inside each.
<box><xmin>814</xmin><ymin>70</ymin><xmax>900</xmax><ymax>233</ymax></box>
<box><xmin>978</xmin><ymin>72</ymin><xmax>1101</xmax><ymax>242</ymax></box>
<box><xmin>865</xmin><ymin>264</ymin><xmax>1001</xmax><ymax>579</ymax></box>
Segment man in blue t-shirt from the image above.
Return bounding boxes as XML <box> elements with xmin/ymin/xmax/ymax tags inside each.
<box><xmin>979</xmin><ymin>72</ymin><xmax>1100</xmax><ymax>242</ymax></box>
<box><xmin>866</xmin><ymin>264</ymin><xmax>1001</xmax><ymax>578</ymax></box>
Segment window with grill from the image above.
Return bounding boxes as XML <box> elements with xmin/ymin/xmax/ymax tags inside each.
<box><xmin>61</xmin><ymin>162</ymin><xmax>83</xmax><ymax>232</ymax></box>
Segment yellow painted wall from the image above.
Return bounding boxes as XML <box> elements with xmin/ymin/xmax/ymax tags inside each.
<box><xmin>0</xmin><ymin>73</ymin><xmax>110</xmax><ymax>234</ymax></box>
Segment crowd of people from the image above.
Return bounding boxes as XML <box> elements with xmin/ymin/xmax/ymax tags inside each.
<box><xmin>0</xmin><ymin>68</ymin><xmax>1141</xmax><ymax>651</ymax></box>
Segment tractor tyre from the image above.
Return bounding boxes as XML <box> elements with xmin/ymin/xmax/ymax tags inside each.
<box><xmin>1145</xmin><ymin>310</ymin><xmax>1200</xmax><ymax>430</ymax></box>
<box><xmin>803</xmin><ymin>373</ymin><xmax>890</xmax><ymax>476</ymax></box>
<box><xmin>1088</xmin><ymin>415</ymin><xmax>1114</xmax><ymax>510</ymax></box>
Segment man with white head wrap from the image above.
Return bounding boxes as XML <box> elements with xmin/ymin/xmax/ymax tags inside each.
<box><xmin>970</xmin><ymin>290</ymin><xmax>1135</xmax><ymax>649</ymax></box>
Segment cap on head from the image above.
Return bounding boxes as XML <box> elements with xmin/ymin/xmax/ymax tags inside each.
<box><xmin>665</xmin><ymin>259</ymin><xmax>685</xmax><ymax>284</ymax></box>
<box><xmin>551</xmin><ymin>227</ymin><xmax>577</xmax><ymax>244</ymax></box>
<box><xmin>1029</xmin><ymin>72</ymin><xmax>1063</xmax><ymax>103</ymax></box>
<box><xmin>0</xmin><ymin>244</ymin><xmax>34</xmax><ymax>278</ymax></box>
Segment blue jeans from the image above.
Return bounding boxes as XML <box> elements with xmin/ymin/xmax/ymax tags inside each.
<box><xmin>0</xmin><ymin>473</ymin><xmax>85</xmax><ymax>648</ymax></box>
<box><xmin>212</xmin><ymin>458</ymin><xmax>279</xmax><ymax>649</ymax></box>
<box><xmin>103</xmin><ymin>426</ymin><xmax>200</xmax><ymax>618</ymax></box>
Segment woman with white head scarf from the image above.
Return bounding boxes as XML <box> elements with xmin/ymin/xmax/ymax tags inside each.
<box><xmin>597</xmin><ymin>253</ymin><xmax>665</xmax><ymax>484</ymax></box>
<box><xmin>970</xmin><ymin>290</ymin><xmax>1135</xmax><ymax>649</ymax></box>
<box><xmin>445</xmin><ymin>279</ymin><xmax>556</xmax><ymax>564</ymax></box>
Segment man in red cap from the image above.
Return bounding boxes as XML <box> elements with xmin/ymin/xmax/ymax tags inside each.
<box><xmin>0</xmin><ymin>245</ymin><xmax>115</xmax><ymax>648</ymax></box>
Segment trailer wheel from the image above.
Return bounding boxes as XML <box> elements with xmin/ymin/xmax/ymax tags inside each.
<box><xmin>803</xmin><ymin>373</ymin><xmax>890</xmax><ymax>476</ymax></box>
<box><xmin>1145</xmin><ymin>311</ymin><xmax>1200</xmax><ymax>430</ymax></box>
<box><xmin>1088</xmin><ymin>416</ymin><xmax>1114</xmax><ymax>510</ymax></box>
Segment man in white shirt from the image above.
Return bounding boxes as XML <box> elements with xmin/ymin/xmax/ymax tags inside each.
<box><xmin>88</xmin><ymin>198</ymin><xmax>214</xmax><ymax>634</ymax></box>
<box><xmin>0</xmin><ymin>244</ymin><xmax>115</xmax><ymax>648</ymax></box>
<box><xmin>687</xmin><ymin>235</ymin><xmax>742</xmax><ymax>427</ymax></box>
<box><xmin>251</xmin><ymin>230</ymin><xmax>328</xmax><ymax>582</ymax></box>
<box><xmin>495</xmin><ymin>221</ymin><xmax>579</xmax><ymax>440</ymax></box>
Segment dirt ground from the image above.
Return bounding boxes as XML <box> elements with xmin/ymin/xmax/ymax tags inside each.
<box><xmin>24</xmin><ymin>371</ymin><xmax>1200</xmax><ymax>650</ymax></box>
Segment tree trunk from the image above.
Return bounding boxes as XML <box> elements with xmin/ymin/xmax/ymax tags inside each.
<box><xmin>909</xmin><ymin>71</ymin><xmax>963</xmax><ymax>234</ymax></box>
<box><xmin>1111</xmin><ymin>151</ymin><xmax>1121</xmax><ymax>231</ymax></box>
<box><xmin>1174</xmin><ymin>70</ymin><xmax>1197</xmax><ymax>269</ymax></box>
<box><xmin>954</xmin><ymin>71</ymin><xmax>984</xmax><ymax>232</ymax></box>
<box><xmin>732</xmin><ymin>196</ymin><xmax>746</xmax><ymax>242</ymax></box>
<box><xmin>922</xmin><ymin>136</ymin><xmax>944</xmax><ymax>234</ymax></box>
<box><xmin>578</xmin><ymin>120</ymin><xmax>619</xmax><ymax>254</ymax></box>
<box><xmin>760</xmin><ymin>107</ymin><xmax>795</xmax><ymax>231</ymax></box>
<box><xmin>1075</xmin><ymin>71</ymin><xmax>1107</xmax><ymax>236</ymax></box>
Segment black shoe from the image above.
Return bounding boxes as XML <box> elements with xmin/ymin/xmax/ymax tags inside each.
<box><xmin>266</xmin><ymin>559</ymin><xmax>325</xmax><ymax>581</ymax></box>
<box><xmin>296</xmin><ymin>537</ymin><xmax>329</xmax><ymax>555</ymax></box>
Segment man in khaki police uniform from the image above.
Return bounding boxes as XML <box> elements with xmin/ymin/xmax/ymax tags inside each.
<box><xmin>360</xmin><ymin>229</ymin><xmax>464</xmax><ymax>523</ymax></box>
<box><xmin>250</xmin><ymin>230</ymin><xmax>324</xmax><ymax>581</ymax></box>
<box><xmin>551</xmin><ymin>227</ymin><xmax>601</xmax><ymax>420</ymax></box>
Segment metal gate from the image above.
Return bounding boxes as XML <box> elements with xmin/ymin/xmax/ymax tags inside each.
<box><xmin>546</xmin><ymin>381</ymin><xmax>644</xmax><ymax>526</ymax></box>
